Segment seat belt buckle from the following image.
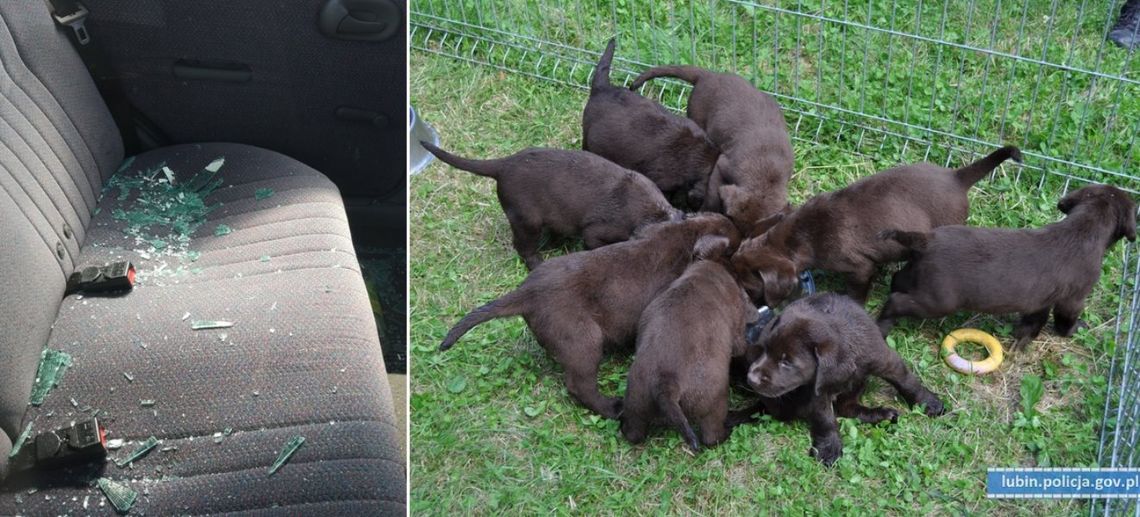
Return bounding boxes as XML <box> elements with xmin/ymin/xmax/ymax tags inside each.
<box><xmin>66</xmin><ymin>261</ymin><xmax>136</xmax><ymax>295</ymax></box>
<box><xmin>11</xmin><ymin>418</ymin><xmax>108</xmax><ymax>472</ymax></box>
<box><xmin>52</xmin><ymin>3</ymin><xmax>90</xmax><ymax>45</ymax></box>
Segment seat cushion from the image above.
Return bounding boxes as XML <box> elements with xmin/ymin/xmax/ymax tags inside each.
<box><xmin>0</xmin><ymin>143</ymin><xmax>405</xmax><ymax>514</ymax></box>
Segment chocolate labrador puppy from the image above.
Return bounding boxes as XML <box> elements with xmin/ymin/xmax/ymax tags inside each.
<box><xmin>876</xmin><ymin>184</ymin><xmax>1137</xmax><ymax>350</ymax></box>
<box><xmin>620</xmin><ymin>235</ymin><xmax>759</xmax><ymax>451</ymax></box>
<box><xmin>731</xmin><ymin>146</ymin><xmax>1022</xmax><ymax>307</ymax></box>
<box><xmin>440</xmin><ymin>214</ymin><xmax>740</xmax><ymax>418</ymax></box>
<box><xmin>630</xmin><ymin>65</ymin><xmax>793</xmax><ymax>234</ymax></box>
<box><xmin>422</xmin><ymin>142</ymin><xmax>681</xmax><ymax>270</ymax></box>
<box><xmin>582</xmin><ymin>39</ymin><xmax>719</xmax><ymax>208</ymax></box>
<box><xmin>745</xmin><ymin>293</ymin><xmax>946</xmax><ymax>465</ymax></box>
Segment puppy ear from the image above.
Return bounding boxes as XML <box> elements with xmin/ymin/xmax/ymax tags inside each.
<box><xmin>1120</xmin><ymin>212</ymin><xmax>1137</xmax><ymax>242</ymax></box>
<box><xmin>758</xmin><ymin>263</ymin><xmax>797</xmax><ymax>307</ymax></box>
<box><xmin>812</xmin><ymin>338</ymin><xmax>857</xmax><ymax>396</ymax></box>
<box><xmin>1115</xmin><ymin>194</ymin><xmax>1137</xmax><ymax>242</ymax></box>
<box><xmin>693</xmin><ymin>235</ymin><xmax>732</xmax><ymax>261</ymax></box>
<box><xmin>1057</xmin><ymin>191</ymin><xmax>1080</xmax><ymax>214</ymax></box>
<box><xmin>714</xmin><ymin>154</ymin><xmax>736</xmax><ymax>184</ymax></box>
<box><xmin>755</xmin><ymin>254</ymin><xmax>800</xmax><ymax>307</ymax></box>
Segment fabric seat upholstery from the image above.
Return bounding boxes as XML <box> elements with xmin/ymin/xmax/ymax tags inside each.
<box><xmin>0</xmin><ymin>4</ymin><xmax>404</xmax><ymax>515</ymax></box>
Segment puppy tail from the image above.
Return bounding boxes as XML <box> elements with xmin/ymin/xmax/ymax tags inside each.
<box><xmin>629</xmin><ymin>65</ymin><xmax>706</xmax><ymax>91</ymax></box>
<box><xmin>953</xmin><ymin>145</ymin><xmax>1023</xmax><ymax>187</ymax></box>
<box><xmin>439</xmin><ymin>290</ymin><xmax>526</xmax><ymax>351</ymax></box>
<box><xmin>656</xmin><ymin>375</ymin><xmax>701</xmax><ymax>452</ymax></box>
<box><xmin>879</xmin><ymin>229</ymin><xmax>930</xmax><ymax>253</ymax></box>
<box><xmin>420</xmin><ymin>141</ymin><xmax>501</xmax><ymax>178</ymax></box>
<box><xmin>591</xmin><ymin>38</ymin><xmax>617</xmax><ymax>90</ymax></box>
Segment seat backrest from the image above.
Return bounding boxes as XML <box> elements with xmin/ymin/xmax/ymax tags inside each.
<box><xmin>0</xmin><ymin>3</ymin><xmax>123</xmax><ymax>470</ymax></box>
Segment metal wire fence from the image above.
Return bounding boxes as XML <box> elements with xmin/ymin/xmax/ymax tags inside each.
<box><xmin>411</xmin><ymin>0</ymin><xmax>1140</xmax><ymax>512</ymax></box>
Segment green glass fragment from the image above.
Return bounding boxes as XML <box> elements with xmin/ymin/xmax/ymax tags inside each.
<box><xmin>214</xmin><ymin>224</ymin><xmax>232</xmax><ymax>236</ymax></box>
<box><xmin>191</xmin><ymin>320</ymin><xmax>234</xmax><ymax>330</ymax></box>
<box><xmin>187</xmin><ymin>250</ymin><xmax>201</xmax><ymax>262</ymax></box>
<box><xmin>259</xmin><ymin>255</ymin><xmax>270</xmax><ymax>262</ymax></box>
<box><xmin>29</xmin><ymin>349</ymin><xmax>72</xmax><ymax>405</ymax></box>
<box><xmin>116</xmin><ymin>156</ymin><xmax>136</xmax><ymax>174</ymax></box>
<box><xmin>105</xmin><ymin>157</ymin><xmax>226</xmax><ymax>255</ymax></box>
<box><xmin>254</xmin><ymin>188</ymin><xmax>274</xmax><ymax>200</ymax></box>
<box><xmin>122</xmin><ymin>372</ymin><xmax>134</xmax><ymax>383</ymax></box>
<box><xmin>268</xmin><ymin>435</ymin><xmax>305</xmax><ymax>475</ymax></box>
<box><xmin>115</xmin><ymin>436</ymin><xmax>159</xmax><ymax>467</ymax></box>
<box><xmin>96</xmin><ymin>478</ymin><xmax>138</xmax><ymax>513</ymax></box>
<box><xmin>8</xmin><ymin>422</ymin><xmax>32</xmax><ymax>458</ymax></box>
<box><xmin>204</xmin><ymin>157</ymin><xmax>225</xmax><ymax>173</ymax></box>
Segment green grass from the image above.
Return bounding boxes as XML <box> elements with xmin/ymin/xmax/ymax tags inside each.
<box><xmin>409</xmin><ymin>2</ymin><xmax>1136</xmax><ymax>513</ymax></box>
<box><xmin>413</xmin><ymin>0</ymin><xmax>1140</xmax><ymax>188</ymax></box>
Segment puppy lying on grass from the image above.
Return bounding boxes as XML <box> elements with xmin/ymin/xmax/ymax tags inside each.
<box><xmin>876</xmin><ymin>184</ymin><xmax>1137</xmax><ymax>350</ymax></box>
<box><xmin>620</xmin><ymin>235</ymin><xmax>763</xmax><ymax>452</ymax></box>
<box><xmin>439</xmin><ymin>214</ymin><xmax>740</xmax><ymax>419</ymax></box>
<box><xmin>582</xmin><ymin>39</ymin><xmax>719</xmax><ymax>208</ymax></box>
<box><xmin>745</xmin><ymin>293</ymin><xmax>946</xmax><ymax>466</ymax></box>
<box><xmin>422</xmin><ymin>141</ymin><xmax>681</xmax><ymax>270</ymax></box>
<box><xmin>731</xmin><ymin>146</ymin><xmax>1022</xmax><ymax>307</ymax></box>
<box><xmin>630</xmin><ymin>65</ymin><xmax>793</xmax><ymax>234</ymax></box>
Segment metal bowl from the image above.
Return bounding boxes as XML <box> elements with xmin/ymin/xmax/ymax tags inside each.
<box><xmin>408</xmin><ymin>106</ymin><xmax>439</xmax><ymax>175</ymax></box>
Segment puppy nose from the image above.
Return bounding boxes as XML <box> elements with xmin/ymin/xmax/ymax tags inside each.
<box><xmin>747</xmin><ymin>370</ymin><xmax>767</xmax><ymax>388</ymax></box>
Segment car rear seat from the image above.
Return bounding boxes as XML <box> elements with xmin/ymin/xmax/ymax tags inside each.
<box><xmin>0</xmin><ymin>4</ymin><xmax>404</xmax><ymax>514</ymax></box>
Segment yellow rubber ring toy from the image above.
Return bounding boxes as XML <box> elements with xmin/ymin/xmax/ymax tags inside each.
<box><xmin>941</xmin><ymin>328</ymin><xmax>1004</xmax><ymax>375</ymax></box>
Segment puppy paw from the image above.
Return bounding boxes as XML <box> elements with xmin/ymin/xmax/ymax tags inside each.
<box><xmin>680</xmin><ymin>435</ymin><xmax>703</xmax><ymax>453</ymax></box>
<box><xmin>1058</xmin><ymin>320</ymin><xmax>1089</xmax><ymax>337</ymax></box>
<box><xmin>853</xmin><ymin>407</ymin><xmax>898</xmax><ymax>424</ymax></box>
<box><xmin>620</xmin><ymin>426</ymin><xmax>646</xmax><ymax>445</ymax></box>
<box><xmin>921</xmin><ymin>397</ymin><xmax>947</xmax><ymax>417</ymax></box>
<box><xmin>609</xmin><ymin>399</ymin><xmax>624</xmax><ymax>420</ymax></box>
<box><xmin>810</xmin><ymin>436</ymin><xmax>843</xmax><ymax>466</ymax></box>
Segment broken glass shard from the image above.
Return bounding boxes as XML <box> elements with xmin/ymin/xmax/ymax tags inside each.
<box><xmin>140</xmin><ymin>400</ymin><xmax>155</xmax><ymax>407</ymax></box>
<box><xmin>115</xmin><ymin>436</ymin><xmax>159</xmax><ymax>467</ymax></box>
<box><xmin>268</xmin><ymin>435</ymin><xmax>305</xmax><ymax>475</ymax></box>
<box><xmin>8</xmin><ymin>422</ymin><xmax>32</xmax><ymax>458</ymax></box>
<box><xmin>204</xmin><ymin>157</ymin><xmax>225</xmax><ymax>173</ymax></box>
<box><xmin>122</xmin><ymin>372</ymin><xmax>134</xmax><ymax>383</ymax></box>
<box><xmin>106</xmin><ymin>439</ymin><xmax>125</xmax><ymax>450</ymax></box>
<box><xmin>30</xmin><ymin>349</ymin><xmax>73</xmax><ymax>405</ymax></box>
<box><xmin>106</xmin><ymin>157</ymin><xmax>226</xmax><ymax>258</ymax></box>
<box><xmin>214</xmin><ymin>224</ymin><xmax>232</xmax><ymax>237</ymax></box>
<box><xmin>96</xmin><ymin>478</ymin><xmax>137</xmax><ymax>513</ymax></box>
<box><xmin>254</xmin><ymin>188</ymin><xmax>274</xmax><ymax>200</ymax></box>
<box><xmin>191</xmin><ymin>320</ymin><xmax>234</xmax><ymax>330</ymax></box>
<box><xmin>259</xmin><ymin>255</ymin><xmax>270</xmax><ymax>262</ymax></box>
<box><xmin>117</xmin><ymin>156</ymin><xmax>136</xmax><ymax>174</ymax></box>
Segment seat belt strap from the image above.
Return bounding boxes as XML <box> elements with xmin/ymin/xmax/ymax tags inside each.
<box><xmin>43</xmin><ymin>0</ymin><xmax>141</xmax><ymax>152</ymax></box>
